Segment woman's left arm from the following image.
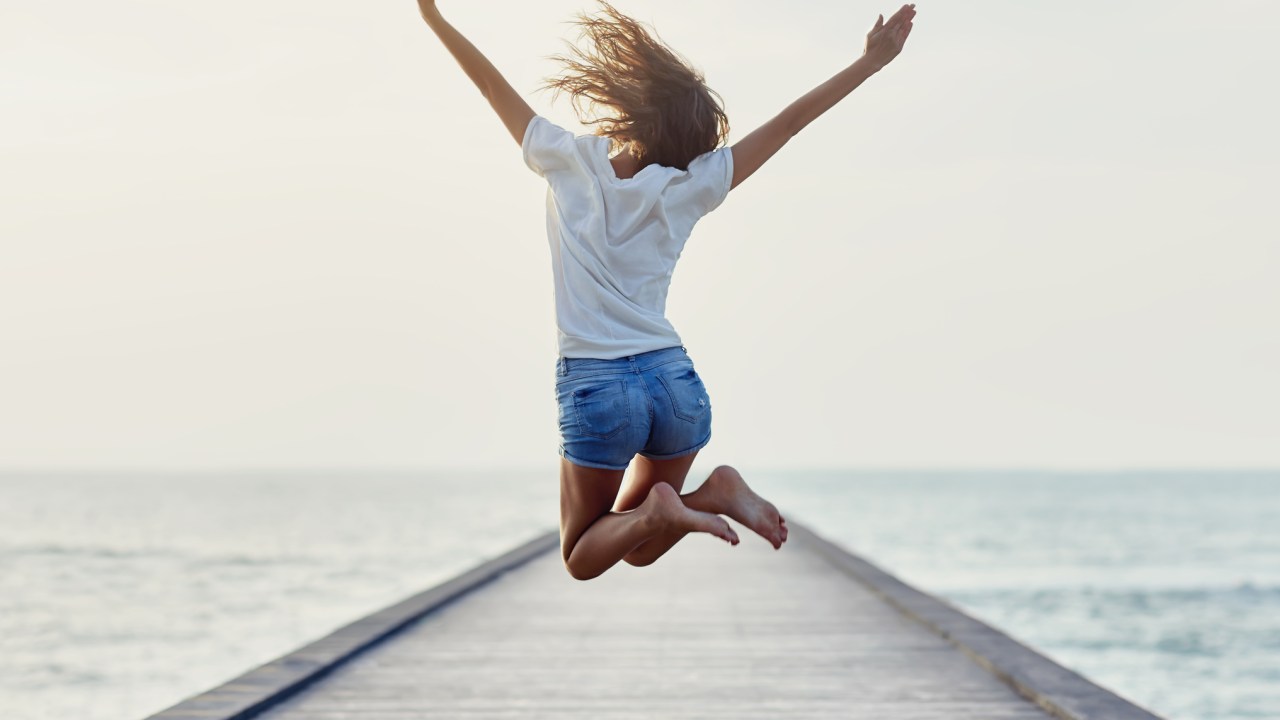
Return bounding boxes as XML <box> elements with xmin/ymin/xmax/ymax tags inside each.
<box><xmin>418</xmin><ymin>0</ymin><xmax>535</xmax><ymax>147</ymax></box>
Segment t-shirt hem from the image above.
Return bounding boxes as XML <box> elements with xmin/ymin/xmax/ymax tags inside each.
<box><xmin>711</xmin><ymin>146</ymin><xmax>733</xmax><ymax>212</ymax></box>
<box><xmin>521</xmin><ymin>114</ymin><xmax>545</xmax><ymax>175</ymax></box>
<box><xmin>557</xmin><ymin>335</ymin><xmax>685</xmax><ymax>360</ymax></box>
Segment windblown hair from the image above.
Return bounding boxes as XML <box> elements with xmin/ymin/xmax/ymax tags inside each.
<box><xmin>538</xmin><ymin>1</ymin><xmax>730</xmax><ymax>172</ymax></box>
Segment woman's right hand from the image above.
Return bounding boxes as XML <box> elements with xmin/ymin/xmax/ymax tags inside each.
<box><xmin>863</xmin><ymin>4</ymin><xmax>916</xmax><ymax>71</ymax></box>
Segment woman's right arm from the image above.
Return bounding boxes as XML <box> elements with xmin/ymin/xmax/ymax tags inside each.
<box><xmin>729</xmin><ymin>4</ymin><xmax>916</xmax><ymax>191</ymax></box>
<box><xmin>418</xmin><ymin>0</ymin><xmax>536</xmax><ymax>148</ymax></box>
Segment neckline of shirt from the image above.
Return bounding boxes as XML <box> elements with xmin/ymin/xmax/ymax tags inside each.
<box><xmin>592</xmin><ymin>136</ymin><xmax>685</xmax><ymax>185</ymax></box>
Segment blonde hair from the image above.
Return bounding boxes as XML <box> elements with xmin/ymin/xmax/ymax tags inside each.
<box><xmin>538</xmin><ymin>1</ymin><xmax>730</xmax><ymax>171</ymax></box>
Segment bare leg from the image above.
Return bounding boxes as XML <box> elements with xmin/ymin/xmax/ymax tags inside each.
<box><xmin>613</xmin><ymin>451</ymin><xmax>700</xmax><ymax>511</ymax></box>
<box><xmin>559</xmin><ymin>458</ymin><xmax>738</xmax><ymax>581</ymax></box>
<box><xmin>611</xmin><ymin>452</ymin><xmax>698</xmax><ymax>566</ymax></box>
<box><xmin>621</xmin><ymin>462</ymin><xmax>789</xmax><ymax>567</ymax></box>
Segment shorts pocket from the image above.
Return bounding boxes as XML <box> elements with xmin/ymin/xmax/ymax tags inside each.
<box><xmin>657</xmin><ymin>364</ymin><xmax>710</xmax><ymax>424</ymax></box>
<box><xmin>571</xmin><ymin>379</ymin><xmax>631</xmax><ymax>439</ymax></box>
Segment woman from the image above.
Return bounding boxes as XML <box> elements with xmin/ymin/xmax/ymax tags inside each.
<box><xmin>419</xmin><ymin>0</ymin><xmax>916</xmax><ymax>580</ymax></box>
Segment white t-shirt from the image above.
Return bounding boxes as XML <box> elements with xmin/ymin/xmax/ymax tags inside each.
<box><xmin>522</xmin><ymin>114</ymin><xmax>734</xmax><ymax>359</ymax></box>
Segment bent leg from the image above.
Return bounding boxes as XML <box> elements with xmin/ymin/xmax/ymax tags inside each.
<box><xmin>614</xmin><ymin>453</ymin><xmax>698</xmax><ymax>567</ymax></box>
<box><xmin>622</xmin><ymin>462</ymin><xmax>790</xmax><ymax>567</ymax></box>
<box><xmin>559</xmin><ymin>457</ymin><xmax>738</xmax><ymax>581</ymax></box>
<box><xmin>614</xmin><ymin>451</ymin><xmax>698</xmax><ymax>511</ymax></box>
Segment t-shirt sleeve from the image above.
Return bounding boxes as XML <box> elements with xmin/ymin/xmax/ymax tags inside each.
<box><xmin>522</xmin><ymin>115</ymin><xmax>579</xmax><ymax>178</ymax></box>
<box><xmin>681</xmin><ymin>145</ymin><xmax>734</xmax><ymax>216</ymax></box>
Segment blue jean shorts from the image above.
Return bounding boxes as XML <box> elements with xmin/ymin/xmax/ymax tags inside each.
<box><xmin>554</xmin><ymin>346</ymin><xmax>712</xmax><ymax>471</ymax></box>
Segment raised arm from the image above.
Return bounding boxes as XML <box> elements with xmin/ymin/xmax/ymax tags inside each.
<box><xmin>729</xmin><ymin>4</ymin><xmax>916</xmax><ymax>190</ymax></box>
<box><xmin>418</xmin><ymin>0</ymin><xmax>535</xmax><ymax>147</ymax></box>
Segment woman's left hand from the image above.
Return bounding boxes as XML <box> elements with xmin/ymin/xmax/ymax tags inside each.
<box><xmin>863</xmin><ymin>4</ymin><xmax>916</xmax><ymax>71</ymax></box>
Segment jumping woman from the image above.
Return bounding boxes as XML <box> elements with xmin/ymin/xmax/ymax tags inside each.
<box><xmin>419</xmin><ymin>1</ymin><xmax>916</xmax><ymax>580</ymax></box>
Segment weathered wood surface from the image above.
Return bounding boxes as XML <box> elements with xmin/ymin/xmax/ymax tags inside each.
<box><xmin>250</xmin><ymin>526</ymin><xmax>1064</xmax><ymax>720</ymax></box>
<box><xmin>146</xmin><ymin>532</ymin><xmax>558</xmax><ymax>720</ymax></box>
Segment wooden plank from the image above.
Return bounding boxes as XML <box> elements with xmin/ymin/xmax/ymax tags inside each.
<box><xmin>797</xmin><ymin>524</ymin><xmax>1164</xmax><ymax>720</ymax></box>
<box><xmin>255</xmin><ymin>525</ymin><xmax>1058</xmax><ymax>719</ymax></box>
<box><xmin>144</xmin><ymin>531</ymin><xmax>558</xmax><ymax>720</ymax></box>
<box><xmin>155</xmin><ymin>520</ymin><xmax>1164</xmax><ymax>720</ymax></box>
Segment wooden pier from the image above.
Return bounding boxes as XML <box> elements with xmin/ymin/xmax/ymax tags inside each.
<box><xmin>148</xmin><ymin>522</ymin><xmax>1163</xmax><ymax>720</ymax></box>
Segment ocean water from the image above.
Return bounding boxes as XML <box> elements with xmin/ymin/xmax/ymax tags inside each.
<box><xmin>750</xmin><ymin>471</ymin><xmax>1280</xmax><ymax>720</ymax></box>
<box><xmin>1</xmin><ymin>470</ymin><xmax>1277</xmax><ymax>720</ymax></box>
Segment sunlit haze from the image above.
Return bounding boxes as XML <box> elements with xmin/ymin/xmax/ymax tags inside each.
<box><xmin>2</xmin><ymin>1</ymin><xmax>1276</xmax><ymax>470</ymax></box>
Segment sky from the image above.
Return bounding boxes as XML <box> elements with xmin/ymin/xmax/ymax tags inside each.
<box><xmin>1</xmin><ymin>1</ymin><xmax>1276</xmax><ymax>471</ymax></box>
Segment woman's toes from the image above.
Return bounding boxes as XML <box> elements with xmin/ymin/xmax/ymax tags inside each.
<box><xmin>722</xmin><ymin>521</ymin><xmax>740</xmax><ymax>545</ymax></box>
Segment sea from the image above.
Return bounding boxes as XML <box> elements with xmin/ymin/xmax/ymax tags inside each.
<box><xmin>1</xmin><ymin>470</ymin><xmax>1277</xmax><ymax>720</ymax></box>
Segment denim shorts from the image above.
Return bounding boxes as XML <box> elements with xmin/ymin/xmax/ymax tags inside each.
<box><xmin>554</xmin><ymin>346</ymin><xmax>712</xmax><ymax>471</ymax></box>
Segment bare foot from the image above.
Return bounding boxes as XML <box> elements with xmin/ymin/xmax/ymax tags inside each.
<box><xmin>643</xmin><ymin>483</ymin><xmax>739</xmax><ymax>546</ymax></box>
<box><xmin>698</xmin><ymin>466</ymin><xmax>787</xmax><ymax>549</ymax></box>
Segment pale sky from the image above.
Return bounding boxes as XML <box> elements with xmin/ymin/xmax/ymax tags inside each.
<box><xmin>1</xmin><ymin>1</ymin><xmax>1276</xmax><ymax>471</ymax></box>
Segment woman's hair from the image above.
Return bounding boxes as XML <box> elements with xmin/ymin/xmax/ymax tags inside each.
<box><xmin>538</xmin><ymin>1</ymin><xmax>729</xmax><ymax>171</ymax></box>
